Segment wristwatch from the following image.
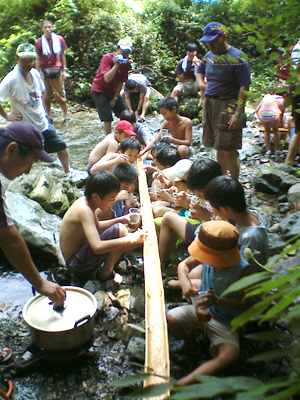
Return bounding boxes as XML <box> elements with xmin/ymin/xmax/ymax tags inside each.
<box><xmin>234</xmin><ymin>111</ymin><xmax>243</xmax><ymax>116</ymax></box>
<box><xmin>63</xmin><ymin>67</ymin><xmax>68</xmax><ymax>71</ymax></box>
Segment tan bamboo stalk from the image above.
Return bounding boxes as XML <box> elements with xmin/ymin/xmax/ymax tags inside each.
<box><xmin>137</xmin><ymin>159</ymin><xmax>170</xmax><ymax>400</ymax></box>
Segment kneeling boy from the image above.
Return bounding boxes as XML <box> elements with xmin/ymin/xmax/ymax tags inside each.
<box><xmin>167</xmin><ymin>220</ymin><xmax>250</xmax><ymax>385</ymax></box>
<box><xmin>60</xmin><ymin>171</ymin><xmax>145</xmax><ymax>281</ymax></box>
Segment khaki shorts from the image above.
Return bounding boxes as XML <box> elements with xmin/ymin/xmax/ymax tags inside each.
<box><xmin>175</xmin><ymin>80</ymin><xmax>199</xmax><ymax>97</ymax></box>
<box><xmin>168</xmin><ymin>304</ymin><xmax>239</xmax><ymax>356</ymax></box>
<box><xmin>44</xmin><ymin>75</ymin><xmax>67</xmax><ymax>103</ymax></box>
<box><xmin>203</xmin><ymin>96</ymin><xmax>244</xmax><ymax>150</ymax></box>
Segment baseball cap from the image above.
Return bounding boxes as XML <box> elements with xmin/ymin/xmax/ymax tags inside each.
<box><xmin>16</xmin><ymin>43</ymin><xmax>37</xmax><ymax>59</ymax></box>
<box><xmin>117</xmin><ymin>38</ymin><xmax>133</xmax><ymax>52</ymax></box>
<box><xmin>1</xmin><ymin>122</ymin><xmax>54</xmax><ymax>163</ymax></box>
<box><xmin>199</xmin><ymin>22</ymin><xmax>224</xmax><ymax>43</ymax></box>
<box><xmin>188</xmin><ymin>220</ymin><xmax>241</xmax><ymax>268</ymax></box>
<box><xmin>162</xmin><ymin>159</ymin><xmax>192</xmax><ymax>182</ymax></box>
<box><xmin>115</xmin><ymin>120</ymin><xmax>136</xmax><ymax>136</ymax></box>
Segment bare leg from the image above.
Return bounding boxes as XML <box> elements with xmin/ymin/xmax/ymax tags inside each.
<box><xmin>170</xmin><ymin>86</ymin><xmax>182</xmax><ymax>102</ymax></box>
<box><xmin>104</xmin><ymin>121</ymin><xmax>112</xmax><ymax>135</ymax></box>
<box><xmin>263</xmin><ymin>123</ymin><xmax>271</xmax><ymax>151</ymax></box>
<box><xmin>178</xmin><ymin>343</ymin><xmax>239</xmax><ymax>386</ymax></box>
<box><xmin>270</xmin><ymin>120</ymin><xmax>280</xmax><ymax>151</ymax></box>
<box><xmin>59</xmin><ymin>101</ymin><xmax>68</xmax><ymax>119</ymax></box>
<box><xmin>140</xmin><ymin>97</ymin><xmax>150</xmax><ymax>119</ymax></box>
<box><xmin>217</xmin><ymin>149</ymin><xmax>240</xmax><ymax>179</ymax></box>
<box><xmin>177</xmin><ymin>145</ymin><xmax>190</xmax><ymax>159</ymax></box>
<box><xmin>43</xmin><ymin>91</ymin><xmax>52</xmax><ymax>119</ymax></box>
<box><xmin>285</xmin><ymin>131</ymin><xmax>300</xmax><ymax>165</ymax></box>
<box><xmin>57</xmin><ymin>149</ymin><xmax>70</xmax><ymax>173</ymax></box>
<box><xmin>159</xmin><ymin>212</ymin><xmax>187</xmax><ymax>263</ymax></box>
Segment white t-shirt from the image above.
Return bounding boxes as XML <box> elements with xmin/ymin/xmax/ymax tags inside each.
<box><xmin>0</xmin><ymin>66</ymin><xmax>49</xmax><ymax>132</ymax></box>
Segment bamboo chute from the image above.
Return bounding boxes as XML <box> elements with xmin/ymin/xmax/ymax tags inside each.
<box><xmin>137</xmin><ymin>159</ymin><xmax>170</xmax><ymax>400</ymax></box>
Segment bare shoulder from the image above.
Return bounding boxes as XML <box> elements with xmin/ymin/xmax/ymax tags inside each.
<box><xmin>180</xmin><ymin>116</ymin><xmax>192</xmax><ymax>126</ymax></box>
<box><xmin>63</xmin><ymin>197</ymin><xmax>92</xmax><ymax>222</ymax></box>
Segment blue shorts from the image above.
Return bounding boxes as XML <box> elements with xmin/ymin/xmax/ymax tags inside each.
<box><xmin>66</xmin><ymin>223</ymin><xmax>120</xmax><ymax>277</ymax></box>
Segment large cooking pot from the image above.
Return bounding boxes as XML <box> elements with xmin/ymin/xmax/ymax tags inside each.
<box><xmin>23</xmin><ymin>286</ymin><xmax>97</xmax><ymax>352</ymax></box>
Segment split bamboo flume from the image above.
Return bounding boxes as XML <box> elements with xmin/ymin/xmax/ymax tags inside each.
<box><xmin>137</xmin><ymin>159</ymin><xmax>170</xmax><ymax>400</ymax></box>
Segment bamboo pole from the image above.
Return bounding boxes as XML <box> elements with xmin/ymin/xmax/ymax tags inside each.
<box><xmin>137</xmin><ymin>159</ymin><xmax>170</xmax><ymax>400</ymax></box>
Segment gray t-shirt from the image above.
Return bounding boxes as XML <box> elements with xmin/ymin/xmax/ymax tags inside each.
<box><xmin>124</xmin><ymin>73</ymin><xmax>150</xmax><ymax>95</ymax></box>
<box><xmin>236</xmin><ymin>212</ymin><xmax>269</xmax><ymax>274</ymax></box>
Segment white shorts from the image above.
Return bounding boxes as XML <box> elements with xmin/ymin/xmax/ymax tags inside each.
<box><xmin>168</xmin><ymin>304</ymin><xmax>239</xmax><ymax>356</ymax></box>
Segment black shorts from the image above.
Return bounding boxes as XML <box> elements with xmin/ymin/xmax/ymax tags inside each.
<box><xmin>42</xmin><ymin>125</ymin><xmax>67</xmax><ymax>153</ymax></box>
<box><xmin>291</xmin><ymin>85</ymin><xmax>300</xmax><ymax>133</ymax></box>
<box><xmin>92</xmin><ymin>91</ymin><xmax>127</xmax><ymax>122</ymax></box>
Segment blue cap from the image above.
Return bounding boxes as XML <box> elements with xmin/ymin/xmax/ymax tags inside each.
<box><xmin>199</xmin><ymin>22</ymin><xmax>224</xmax><ymax>42</ymax></box>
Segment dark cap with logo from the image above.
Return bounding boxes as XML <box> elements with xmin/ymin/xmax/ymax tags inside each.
<box><xmin>0</xmin><ymin>122</ymin><xmax>54</xmax><ymax>162</ymax></box>
<box><xmin>199</xmin><ymin>22</ymin><xmax>224</xmax><ymax>43</ymax></box>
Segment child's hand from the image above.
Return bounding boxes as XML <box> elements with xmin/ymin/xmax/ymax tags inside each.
<box><xmin>143</xmin><ymin>165</ymin><xmax>158</xmax><ymax>174</ymax></box>
<box><xmin>129</xmin><ymin>228</ymin><xmax>146</xmax><ymax>244</ymax></box>
<box><xmin>175</xmin><ymin>191</ymin><xmax>190</xmax><ymax>208</ymax></box>
<box><xmin>116</xmin><ymin>154</ymin><xmax>128</xmax><ymax>164</ymax></box>
<box><xmin>182</xmin><ymin>284</ymin><xmax>199</xmax><ymax>303</ymax></box>
<box><xmin>115</xmin><ymin>190</ymin><xmax>129</xmax><ymax>202</ymax></box>
<box><xmin>156</xmin><ymin>188</ymin><xmax>173</xmax><ymax>202</ymax></box>
<box><xmin>189</xmin><ymin>204</ymin><xmax>204</xmax><ymax>219</ymax></box>
<box><xmin>152</xmin><ymin>171</ymin><xmax>164</xmax><ymax>183</ymax></box>
<box><xmin>204</xmin><ymin>289</ymin><xmax>217</xmax><ymax>307</ymax></box>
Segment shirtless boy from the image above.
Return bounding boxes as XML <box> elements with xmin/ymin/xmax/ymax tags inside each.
<box><xmin>140</xmin><ymin>97</ymin><xmax>192</xmax><ymax>159</ymax></box>
<box><xmin>60</xmin><ymin>171</ymin><xmax>145</xmax><ymax>281</ymax></box>
<box><xmin>88</xmin><ymin>120</ymin><xmax>137</xmax><ymax>173</ymax></box>
<box><xmin>88</xmin><ymin>137</ymin><xmax>141</xmax><ymax>174</ymax></box>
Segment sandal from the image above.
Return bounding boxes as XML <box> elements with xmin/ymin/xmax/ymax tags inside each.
<box><xmin>0</xmin><ymin>346</ymin><xmax>12</xmax><ymax>364</ymax></box>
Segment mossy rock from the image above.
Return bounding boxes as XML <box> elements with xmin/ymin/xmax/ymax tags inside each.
<box><xmin>178</xmin><ymin>95</ymin><xmax>202</xmax><ymax>119</ymax></box>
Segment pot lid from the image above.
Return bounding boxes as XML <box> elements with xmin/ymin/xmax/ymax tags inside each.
<box><xmin>23</xmin><ymin>286</ymin><xmax>97</xmax><ymax>332</ymax></box>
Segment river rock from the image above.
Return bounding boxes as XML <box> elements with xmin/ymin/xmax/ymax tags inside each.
<box><xmin>122</xmin><ymin>323</ymin><xmax>145</xmax><ymax>343</ymax></box>
<box><xmin>94</xmin><ymin>290</ymin><xmax>107</xmax><ymax>311</ymax></box>
<box><xmin>126</xmin><ymin>337</ymin><xmax>145</xmax><ymax>361</ymax></box>
<box><xmin>238</xmin><ymin>140</ymin><xmax>262</xmax><ymax>161</ymax></box>
<box><xmin>178</xmin><ymin>95</ymin><xmax>201</xmax><ymax>119</ymax></box>
<box><xmin>7</xmin><ymin>167</ymin><xmax>81</xmax><ymax>217</ymax></box>
<box><xmin>280</xmin><ymin>212</ymin><xmax>300</xmax><ymax>241</ymax></box>
<box><xmin>288</xmin><ymin>183</ymin><xmax>300</xmax><ymax>204</ymax></box>
<box><xmin>129</xmin><ymin>287</ymin><xmax>145</xmax><ymax>316</ymax></box>
<box><xmin>4</xmin><ymin>191</ymin><xmax>64</xmax><ymax>265</ymax></box>
<box><xmin>253</xmin><ymin>165</ymin><xmax>300</xmax><ymax>195</ymax></box>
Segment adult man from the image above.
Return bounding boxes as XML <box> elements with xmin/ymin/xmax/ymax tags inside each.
<box><xmin>196</xmin><ymin>22</ymin><xmax>251</xmax><ymax>179</ymax></box>
<box><xmin>0</xmin><ymin>43</ymin><xmax>70</xmax><ymax>173</ymax></box>
<box><xmin>35</xmin><ymin>20</ymin><xmax>69</xmax><ymax>124</ymax></box>
<box><xmin>91</xmin><ymin>38</ymin><xmax>132</xmax><ymax>135</ymax></box>
<box><xmin>171</xmin><ymin>43</ymin><xmax>201</xmax><ymax>102</ymax></box>
<box><xmin>0</xmin><ymin>122</ymin><xmax>66</xmax><ymax>305</ymax></box>
<box><xmin>285</xmin><ymin>40</ymin><xmax>300</xmax><ymax>167</ymax></box>
<box><xmin>123</xmin><ymin>73</ymin><xmax>151</xmax><ymax>120</ymax></box>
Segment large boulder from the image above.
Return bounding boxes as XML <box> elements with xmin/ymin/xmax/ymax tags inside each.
<box><xmin>7</xmin><ymin>167</ymin><xmax>81</xmax><ymax>217</ymax></box>
<box><xmin>4</xmin><ymin>191</ymin><xmax>64</xmax><ymax>265</ymax></box>
<box><xmin>254</xmin><ymin>165</ymin><xmax>300</xmax><ymax>195</ymax></box>
<box><xmin>178</xmin><ymin>95</ymin><xmax>201</xmax><ymax>119</ymax></box>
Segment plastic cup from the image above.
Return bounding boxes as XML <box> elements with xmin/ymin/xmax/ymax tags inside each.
<box><xmin>190</xmin><ymin>195</ymin><xmax>201</xmax><ymax>207</ymax></box>
<box><xmin>128</xmin><ymin>208</ymin><xmax>141</xmax><ymax>231</ymax></box>
<box><xmin>191</xmin><ymin>291</ymin><xmax>210</xmax><ymax>321</ymax></box>
<box><xmin>161</xmin><ymin>129</ymin><xmax>171</xmax><ymax>139</ymax></box>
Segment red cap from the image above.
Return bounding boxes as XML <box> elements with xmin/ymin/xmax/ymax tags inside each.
<box><xmin>115</xmin><ymin>120</ymin><xmax>136</xmax><ymax>136</ymax></box>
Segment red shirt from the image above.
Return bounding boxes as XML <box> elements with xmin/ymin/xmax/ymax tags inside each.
<box><xmin>91</xmin><ymin>53</ymin><xmax>130</xmax><ymax>98</ymax></box>
<box><xmin>35</xmin><ymin>35</ymin><xmax>67</xmax><ymax>68</ymax></box>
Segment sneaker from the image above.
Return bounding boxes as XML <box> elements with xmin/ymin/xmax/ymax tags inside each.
<box><xmin>64</xmin><ymin>118</ymin><xmax>70</xmax><ymax>125</ymax></box>
<box><xmin>264</xmin><ymin>150</ymin><xmax>273</xmax><ymax>157</ymax></box>
<box><xmin>274</xmin><ymin>151</ymin><xmax>282</xmax><ymax>162</ymax></box>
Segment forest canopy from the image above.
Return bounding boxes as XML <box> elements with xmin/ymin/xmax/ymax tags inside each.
<box><xmin>0</xmin><ymin>0</ymin><xmax>299</xmax><ymax>103</ymax></box>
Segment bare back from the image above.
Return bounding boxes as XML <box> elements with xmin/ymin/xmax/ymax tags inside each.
<box><xmin>60</xmin><ymin>197</ymin><xmax>99</xmax><ymax>261</ymax></box>
<box><xmin>88</xmin><ymin>133</ymin><xmax>119</xmax><ymax>166</ymax></box>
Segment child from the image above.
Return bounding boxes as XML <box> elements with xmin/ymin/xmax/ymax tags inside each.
<box><xmin>167</xmin><ymin>220</ymin><xmax>251</xmax><ymax>385</ymax></box>
<box><xmin>158</xmin><ymin>159</ymin><xmax>223</xmax><ymax>267</ymax></box>
<box><xmin>60</xmin><ymin>171</ymin><xmax>145</xmax><ymax>281</ymax></box>
<box><xmin>140</xmin><ymin>97</ymin><xmax>192</xmax><ymax>159</ymax></box>
<box><xmin>88</xmin><ymin>120</ymin><xmax>137</xmax><ymax>172</ymax></box>
<box><xmin>119</xmin><ymin>110</ymin><xmax>151</xmax><ymax>148</ymax></box>
<box><xmin>204</xmin><ymin>175</ymin><xmax>269</xmax><ymax>274</ymax></box>
<box><xmin>97</xmin><ymin>163</ymin><xmax>138</xmax><ymax>221</ymax></box>
<box><xmin>88</xmin><ymin>137</ymin><xmax>141</xmax><ymax>174</ymax></box>
<box><xmin>256</xmin><ymin>89</ymin><xmax>287</xmax><ymax>158</ymax></box>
